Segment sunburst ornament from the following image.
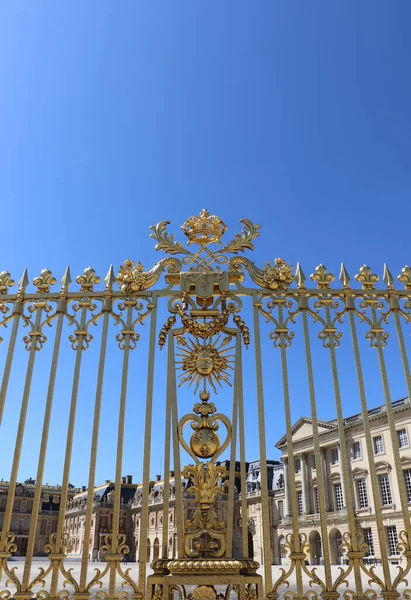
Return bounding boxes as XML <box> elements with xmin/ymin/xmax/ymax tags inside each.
<box><xmin>176</xmin><ymin>336</ymin><xmax>234</xmax><ymax>394</ymax></box>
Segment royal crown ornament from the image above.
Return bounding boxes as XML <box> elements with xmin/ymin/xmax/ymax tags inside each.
<box><xmin>181</xmin><ymin>209</ymin><xmax>228</xmax><ymax>246</ymax></box>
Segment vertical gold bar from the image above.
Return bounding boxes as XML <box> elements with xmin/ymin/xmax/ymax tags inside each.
<box><xmin>371</xmin><ymin>306</ymin><xmax>411</xmax><ymax>538</ymax></box>
<box><xmin>108</xmin><ymin>301</ymin><xmax>134</xmax><ymax>598</ymax></box>
<box><xmin>237</xmin><ymin>340</ymin><xmax>248</xmax><ymax>559</ymax></box>
<box><xmin>226</xmin><ymin>333</ymin><xmax>240</xmax><ymax>558</ymax></box>
<box><xmin>0</xmin><ymin>312</ymin><xmax>21</xmax><ymax>426</ymax></box>
<box><xmin>252</xmin><ymin>295</ymin><xmax>272</xmax><ymax>592</ymax></box>
<box><xmin>277</xmin><ymin>304</ymin><xmax>303</xmax><ymax>596</ymax></box>
<box><xmin>21</xmin><ymin>310</ymin><xmax>65</xmax><ymax>591</ymax></box>
<box><xmin>50</xmin><ymin>303</ymin><xmax>88</xmax><ymax>597</ymax></box>
<box><xmin>238</xmin><ymin>344</ymin><xmax>251</xmax><ymax>558</ymax></box>
<box><xmin>161</xmin><ymin>369</ymin><xmax>172</xmax><ymax>559</ymax></box>
<box><xmin>0</xmin><ymin>305</ymin><xmax>43</xmax><ymax>551</ymax></box>
<box><xmin>79</xmin><ymin>305</ymin><xmax>110</xmax><ymax>591</ymax></box>
<box><xmin>348</xmin><ymin>311</ymin><xmax>393</xmax><ymax>587</ymax></box>
<box><xmin>169</xmin><ymin>335</ymin><xmax>184</xmax><ymax>558</ymax></box>
<box><xmin>137</xmin><ymin>296</ymin><xmax>158</xmax><ymax>596</ymax></box>
<box><xmin>301</xmin><ymin>310</ymin><xmax>333</xmax><ymax>590</ymax></box>
<box><xmin>324</xmin><ymin>305</ymin><xmax>363</xmax><ymax>597</ymax></box>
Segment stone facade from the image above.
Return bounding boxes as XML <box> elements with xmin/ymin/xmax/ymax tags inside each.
<box><xmin>275</xmin><ymin>396</ymin><xmax>411</xmax><ymax>566</ymax></box>
<box><xmin>0</xmin><ymin>479</ymin><xmax>78</xmax><ymax>555</ymax></box>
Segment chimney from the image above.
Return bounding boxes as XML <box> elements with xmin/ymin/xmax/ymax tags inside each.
<box><xmin>121</xmin><ymin>476</ymin><xmax>126</xmax><ymax>484</ymax></box>
<box><xmin>156</xmin><ymin>474</ymin><xmax>161</xmax><ymax>482</ymax></box>
<box><xmin>82</xmin><ymin>486</ymin><xmax>86</xmax><ymax>492</ymax></box>
<box><xmin>126</xmin><ymin>475</ymin><xmax>133</xmax><ymax>484</ymax></box>
<box><xmin>169</xmin><ymin>470</ymin><xmax>175</xmax><ymax>478</ymax></box>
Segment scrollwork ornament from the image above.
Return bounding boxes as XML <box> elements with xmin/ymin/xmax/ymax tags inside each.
<box><xmin>229</xmin><ymin>256</ymin><xmax>293</xmax><ymax>291</ymax></box>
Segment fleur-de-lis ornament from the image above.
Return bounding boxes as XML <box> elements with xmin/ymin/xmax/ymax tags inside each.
<box><xmin>33</xmin><ymin>268</ymin><xmax>57</xmax><ymax>294</ymax></box>
<box><xmin>76</xmin><ymin>266</ymin><xmax>101</xmax><ymax>292</ymax></box>
<box><xmin>310</xmin><ymin>264</ymin><xmax>335</xmax><ymax>289</ymax></box>
<box><xmin>355</xmin><ymin>265</ymin><xmax>379</xmax><ymax>289</ymax></box>
<box><xmin>0</xmin><ymin>271</ymin><xmax>15</xmax><ymax>294</ymax></box>
<box><xmin>398</xmin><ymin>266</ymin><xmax>411</xmax><ymax>290</ymax></box>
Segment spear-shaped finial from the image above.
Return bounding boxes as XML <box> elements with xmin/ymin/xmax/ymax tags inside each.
<box><xmin>294</xmin><ymin>263</ymin><xmax>306</xmax><ymax>289</ymax></box>
<box><xmin>339</xmin><ymin>263</ymin><xmax>351</xmax><ymax>289</ymax></box>
<box><xmin>61</xmin><ymin>266</ymin><xmax>72</xmax><ymax>290</ymax></box>
<box><xmin>104</xmin><ymin>265</ymin><xmax>116</xmax><ymax>290</ymax></box>
<box><xmin>383</xmin><ymin>264</ymin><xmax>395</xmax><ymax>289</ymax></box>
<box><xmin>18</xmin><ymin>268</ymin><xmax>29</xmax><ymax>292</ymax></box>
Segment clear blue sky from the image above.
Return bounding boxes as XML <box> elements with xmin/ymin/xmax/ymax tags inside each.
<box><xmin>0</xmin><ymin>2</ymin><xmax>411</xmax><ymax>487</ymax></box>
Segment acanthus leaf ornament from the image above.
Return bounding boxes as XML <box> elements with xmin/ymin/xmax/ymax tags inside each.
<box><xmin>229</xmin><ymin>257</ymin><xmax>293</xmax><ymax>291</ymax></box>
<box><xmin>116</xmin><ymin>257</ymin><xmax>182</xmax><ymax>293</ymax></box>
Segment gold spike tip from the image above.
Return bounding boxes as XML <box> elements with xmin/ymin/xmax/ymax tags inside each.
<box><xmin>17</xmin><ymin>268</ymin><xmax>29</xmax><ymax>291</ymax></box>
<box><xmin>294</xmin><ymin>263</ymin><xmax>306</xmax><ymax>288</ymax></box>
<box><xmin>339</xmin><ymin>263</ymin><xmax>351</xmax><ymax>289</ymax></box>
<box><xmin>60</xmin><ymin>266</ymin><xmax>72</xmax><ymax>289</ymax></box>
<box><xmin>383</xmin><ymin>264</ymin><xmax>395</xmax><ymax>289</ymax></box>
<box><xmin>104</xmin><ymin>265</ymin><xmax>116</xmax><ymax>289</ymax></box>
<box><xmin>181</xmin><ymin>209</ymin><xmax>228</xmax><ymax>246</ymax></box>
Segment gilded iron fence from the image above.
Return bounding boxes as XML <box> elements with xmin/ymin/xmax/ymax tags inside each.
<box><xmin>0</xmin><ymin>210</ymin><xmax>411</xmax><ymax>600</ymax></box>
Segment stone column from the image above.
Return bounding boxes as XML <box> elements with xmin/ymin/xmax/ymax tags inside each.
<box><xmin>320</xmin><ymin>447</ymin><xmax>331</xmax><ymax>511</ymax></box>
<box><xmin>300</xmin><ymin>453</ymin><xmax>310</xmax><ymax>514</ymax></box>
<box><xmin>282</xmin><ymin>457</ymin><xmax>291</xmax><ymax>516</ymax></box>
<box><xmin>337</xmin><ymin>441</ymin><xmax>348</xmax><ymax>509</ymax></box>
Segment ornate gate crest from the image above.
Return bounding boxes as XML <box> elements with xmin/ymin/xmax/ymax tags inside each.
<box><xmin>1</xmin><ymin>209</ymin><xmax>411</xmax><ymax>600</ymax></box>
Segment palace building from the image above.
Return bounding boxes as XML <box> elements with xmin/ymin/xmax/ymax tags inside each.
<box><xmin>0</xmin><ymin>479</ymin><xmax>78</xmax><ymax>556</ymax></box>
<box><xmin>2</xmin><ymin>398</ymin><xmax>411</xmax><ymax>566</ymax></box>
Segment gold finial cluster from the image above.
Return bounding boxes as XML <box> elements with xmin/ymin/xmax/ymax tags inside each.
<box><xmin>181</xmin><ymin>209</ymin><xmax>228</xmax><ymax>246</ymax></box>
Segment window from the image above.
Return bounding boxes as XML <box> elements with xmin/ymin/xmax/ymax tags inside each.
<box><xmin>313</xmin><ymin>488</ymin><xmax>320</xmax><ymax>514</ymax></box>
<box><xmin>331</xmin><ymin>448</ymin><xmax>339</xmax><ymax>465</ymax></box>
<box><xmin>373</xmin><ymin>435</ymin><xmax>384</xmax><ymax>455</ymax></box>
<box><xmin>363</xmin><ymin>528</ymin><xmax>375</xmax><ymax>556</ymax></box>
<box><xmin>353</xmin><ymin>441</ymin><xmax>361</xmax><ymax>460</ymax></box>
<box><xmin>312</xmin><ymin>454</ymin><xmax>316</xmax><ymax>470</ymax></box>
<box><xmin>297</xmin><ymin>491</ymin><xmax>303</xmax><ymax>516</ymax></box>
<box><xmin>379</xmin><ymin>474</ymin><xmax>392</xmax><ymax>505</ymax></box>
<box><xmin>278</xmin><ymin>500</ymin><xmax>284</xmax><ymax>520</ymax></box>
<box><xmin>334</xmin><ymin>483</ymin><xmax>344</xmax><ymax>511</ymax></box>
<box><xmin>295</xmin><ymin>458</ymin><xmax>301</xmax><ymax>474</ymax></box>
<box><xmin>20</xmin><ymin>500</ymin><xmax>27</xmax><ymax>512</ymax></box>
<box><xmin>356</xmin><ymin>479</ymin><xmax>368</xmax><ymax>509</ymax></box>
<box><xmin>386</xmin><ymin>526</ymin><xmax>399</xmax><ymax>556</ymax></box>
<box><xmin>398</xmin><ymin>428</ymin><xmax>409</xmax><ymax>449</ymax></box>
<box><xmin>404</xmin><ymin>469</ymin><xmax>411</xmax><ymax>503</ymax></box>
